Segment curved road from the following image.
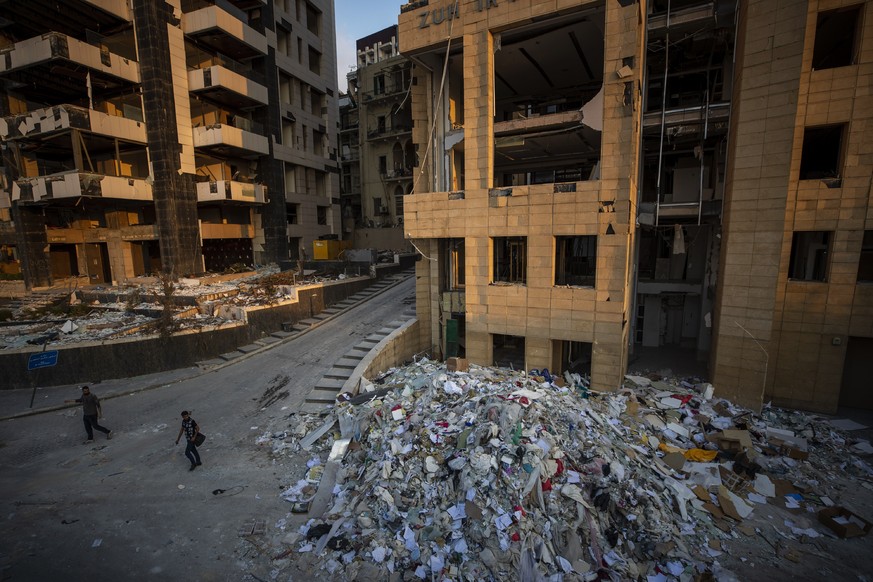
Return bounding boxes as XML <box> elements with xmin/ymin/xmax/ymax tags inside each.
<box><xmin>0</xmin><ymin>276</ymin><xmax>415</xmax><ymax>581</ymax></box>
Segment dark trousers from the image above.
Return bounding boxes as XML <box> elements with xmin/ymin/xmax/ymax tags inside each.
<box><xmin>83</xmin><ymin>415</ymin><xmax>110</xmax><ymax>439</ymax></box>
<box><xmin>185</xmin><ymin>440</ymin><xmax>201</xmax><ymax>466</ymax></box>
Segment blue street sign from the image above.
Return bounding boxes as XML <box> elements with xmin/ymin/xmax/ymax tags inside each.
<box><xmin>28</xmin><ymin>350</ymin><xmax>59</xmax><ymax>371</ymax></box>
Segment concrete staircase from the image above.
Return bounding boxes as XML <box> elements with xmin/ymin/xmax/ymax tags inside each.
<box><xmin>302</xmin><ymin>318</ymin><xmax>414</xmax><ymax>411</ymax></box>
<box><xmin>195</xmin><ymin>269</ymin><xmax>414</xmax><ymax>369</ymax></box>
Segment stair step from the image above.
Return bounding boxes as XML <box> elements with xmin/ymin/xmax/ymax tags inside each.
<box><xmin>219</xmin><ymin>351</ymin><xmax>244</xmax><ymax>361</ymax></box>
<box><xmin>313</xmin><ymin>378</ymin><xmax>345</xmax><ymax>390</ymax></box>
<box><xmin>237</xmin><ymin>344</ymin><xmax>261</xmax><ymax>354</ymax></box>
<box><xmin>256</xmin><ymin>336</ymin><xmax>282</xmax><ymax>346</ymax></box>
<box><xmin>337</xmin><ymin>357</ymin><xmax>364</xmax><ymax>367</ymax></box>
<box><xmin>272</xmin><ymin>330</ymin><xmax>294</xmax><ymax>338</ymax></box>
<box><xmin>197</xmin><ymin>358</ymin><xmax>227</xmax><ymax>368</ymax></box>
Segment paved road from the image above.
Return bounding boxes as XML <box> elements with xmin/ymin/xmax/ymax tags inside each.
<box><xmin>0</xmin><ymin>276</ymin><xmax>415</xmax><ymax>581</ymax></box>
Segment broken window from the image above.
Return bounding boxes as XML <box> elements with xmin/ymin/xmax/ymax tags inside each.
<box><xmin>858</xmin><ymin>231</ymin><xmax>873</xmax><ymax>283</ymax></box>
<box><xmin>317</xmin><ymin>205</ymin><xmax>328</xmax><ymax>225</ymax></box>
<box><xmin>788</xmin><ymin>231</ymin><xmax>831</xmax><ymax>282</ymax></box>
<box><xmin>555</xmin><ymin>236</ymin><xmax>596</xmax><ymax>287</ymax></box>
<box><xmin>493</xmin><ymin>334</ymin><xmax>525</xmax><ymax>370</ymax></box>
<box><xmin>378</xmin><ymin>156</ymin><xmax>387</xmax><ymax>175</ymax></box>
<box><xmin>493</xmin><ymin>237</ymin><xmax>527</xmax><ymax>284</ymax></box>
<box><xmin>373</xmin><ymin>197</ymin><xmax>383</xmax><ymax>215</ymax></box>
<box><xmin>800</xmin><ymin>124</ymin><xmax>846</xmax><ymax>180</ymax></box>
<box><xmin>394</xmin><ymin>186</ymin><xmax>405</xmax><ymax>218</ymax></box>
<box><xmin>287</xmin><ymin>204</ymin><xmax>299</xmax><ymax>225</ymax></box>
<box><xmin>492</xmin><ymin>6</ymin><xmax>604</xmax><ymax>186</ymax></box>
<box><xmin>813</xmin><ymin>5</ymin><xmax>861</xmax><ymax>70</ymax></box>
<box><xmin>556</xmin><ymin>340</ymin><xmax>592</xmax><ymax>376</ymax></box>
<box><xmin>374</xmin><ymin>74</ymin><xmax>386</xmax><ymax>95</ymax></box>
<box><xmin>442</xmin><ymin>238</ymin><xmax>465</xmax><ymax>290</ymax></box>
<box><xmin>288</xmin><ymin>237</ymin><xmax>301</xmax><ymax>260</ymax></box>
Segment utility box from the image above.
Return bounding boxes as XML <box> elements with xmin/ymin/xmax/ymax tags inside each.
<box><xmin>313</xmin><ymin>239</ymin><xmax>351</xmax><ymax>260</ymax></box>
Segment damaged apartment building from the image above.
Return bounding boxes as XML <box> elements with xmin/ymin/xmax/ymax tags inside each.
<box><xmin>339</xmin><ymin>25</ymin><xmax>413</xmax><ymax>250</ymax></box>
<box><xmin>0</xmin><ymin>0</ymin><xmax>340</xmax><ymax>286</ymax></box>
<box><xmin>400</xmin><ymin>0</ymin><xmax>873</xmax><ymax>413</ymax></box>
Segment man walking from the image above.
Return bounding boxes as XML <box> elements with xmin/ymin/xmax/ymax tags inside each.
<box><xmin>65</xmin><ymin>385</ymin><xmax>112</xmax><ymax>444</ymax></box>
<box><xmin>175</xmin><ymin>411</ymin><xmax>202</xmax><ymax>471</ymax></box>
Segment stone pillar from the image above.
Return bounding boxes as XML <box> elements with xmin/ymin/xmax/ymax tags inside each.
<box><xmin>132</xmin><ymin>0</ymin><xmax>202</xmax><ymax>279</ymax></box>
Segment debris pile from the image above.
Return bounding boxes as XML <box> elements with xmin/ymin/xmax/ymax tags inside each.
<box><xmin>0</xmin><ymin>267</ymin><xmax>352</xmax><ymax>349</ymax></box>
<box><xmin>268</xmin><ymin>360</ymin><xmax>873</xmax><ymax>581</ymax></box>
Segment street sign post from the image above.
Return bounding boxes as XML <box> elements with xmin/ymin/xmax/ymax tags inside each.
<box><xmin>27</xmin><ymin>350</ymin><xmax>59</xmax><ymax>370</ymax></box>
<box><xmin>28</xmin><ymin>349</ymin><xmax>59</xmax><ymax>408</ymax></box>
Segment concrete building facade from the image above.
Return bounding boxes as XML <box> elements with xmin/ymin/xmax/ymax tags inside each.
<box><xmin>399</xmin><ymin>0</ymin><xmax>873</xmax><ymax>413</ymax></box>
<box><xmin>0</xmin><ymin>0</ymin><xmax>340</xmax><ymax>284</ymax></box>
<box><xmin>339</xmin><ymin>26</ymin><xmax>413</xmax><ymax>251</ymax></box>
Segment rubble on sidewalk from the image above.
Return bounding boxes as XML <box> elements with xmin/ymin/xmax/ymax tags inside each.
<box><xmin>259</xmin><ymin>360</ymin><xmax>873</xmax><ymax>581</ymax></box>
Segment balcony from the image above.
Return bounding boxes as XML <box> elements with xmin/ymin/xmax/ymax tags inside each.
<box><xmin>188</xmin><ymin>65</ymin><xmax>268</xmax><ymax>108</ymax></box>
<box><xmin>193</xmin><ymin>122</ymin><xmax>269</xmax><ymax>158</ymax></box>
<box><xmin>196</xmin><ymin>180</ymin><xmax>266</xmax><ymax>204</ymax></box>
<box><xmin>0</xmin><ymin>33</ymin><xmax>139</xmax><ymax>103</ymax></box>
<box><xmin>12</xmin><ymin>171</ymin><xmax>152</xmax><ymax>204</ymax></box>
<box><xmin>0</xmin><ymin>104</ymin><xmax>146</xmax><ymax>143</ymax></box>
<box><xmin>366</xmin><ymin>122</ymin><xmax>412</xmax><ymax>141</ymax></box>
<box><xmin>0</xmin><ymin>0</ymin><xmax>131</xmax><ymax>39</ymax></box>
<box><xmin>183</xmin><ymin>4</ymin><xmax>268</xmax><ymax>60</ymax></box>
<box><xmin>200</xmin><ymin>222</ymin><xmax>255</xmax><ymax>239</ymax></box>
<box><xmin>381</xmin><ymin>169</ymin><xmax>413</xmax><ymax>182</ymax></box>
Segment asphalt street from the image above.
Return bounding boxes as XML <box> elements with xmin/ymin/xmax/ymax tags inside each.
<box><xmin>0</xmin><ymin>275</ymin><xmax>415</xmax><ymax>581</ymax></box>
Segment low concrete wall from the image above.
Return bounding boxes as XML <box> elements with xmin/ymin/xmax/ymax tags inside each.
<box><xmin>0</xmin><ymin>275</ymin><xmax>384</xmax><ymax>390</ymax></box>
<box><xmin>342</xmin><ymin>319</ymin><xmax>425</xmax><ymax>394</ymax></box>
<box><xmin>352</xmin><ymin>228</ymin><xmax>412</xmax><ymax>252</ymax></box>
<box><xmin>1</xmin><ymin>322</ymin><xmax>251</xmax><ymax>389</ymax></box>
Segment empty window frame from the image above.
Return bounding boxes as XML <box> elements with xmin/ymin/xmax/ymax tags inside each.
<box><xmin>493</xmin><ymin>333</ymin><xmax>525</xmax><ymax>370</ymax></box>
<box><xmin>788</xmin><ymin>231</ymin><xmax>831</xmax><ymax>282</ymax></box>
<box><xmin>442</xmin><ymin>238</ymin><xmax>465</xmax><ymax>290</ymax></box>
<box><xmin>395</xmin><ymin>191</ymin><xmax>404</xmax><ymax>218</ymax></box>
<box><xmin>287</xmin><ymin>203</ymin><xmax>299</xmax><ymax>224</ymax></box>
<box><xmin>493</xmin><ymin>237</ymin><xmax>527</xmax><ymax>284</ymax></box>
<box><xmin>858</xmin><ymin>230</ymin><xmax>873</xmax><ymax>283</ymax></box>
<box><xmin>813</xmin><ymin>5</ymin><xmax>862</xmax><ymax>70</ymax></box>
<box><xmin>555</xmin><ymin>236</ymin><xmax>597</xmax><ymax>287</ymax></box>
<box><xmin>799</xmin><ymin>124</ymin><xmax>846</xmax><ymax>180</ymax></box>
<box><xmin>316</xmin><ymin>205</ymin><xmax>328</xmax><ymax>225</ymax></box>
<box><xmin>378</xmin><ymin>155</ymin><xmax>387</xmax><ymax>175</ymax></box>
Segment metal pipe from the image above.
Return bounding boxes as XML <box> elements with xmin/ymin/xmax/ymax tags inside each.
<box><xmin>655</xmin><ymin>0</ymin><xmax>671</xmax><ymax>227</ymax></box>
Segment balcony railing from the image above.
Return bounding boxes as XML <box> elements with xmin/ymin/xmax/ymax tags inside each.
<box><xmin>12</xmin><ymin>171</ymin><xmax>152</xmax><ymax>203</ymax></box>
<box><xmin>196</xmin><ymin>180</ymin><xmax>266</xmax><ymax>204</ymax></box>
<box><xmin>367</xmin><ymin>123</ymin><xmax>412</xmax><ymax>140</ymax></box>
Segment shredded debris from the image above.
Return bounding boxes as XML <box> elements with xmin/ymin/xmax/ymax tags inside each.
<box><xmin>0</xmin><ymin>266</ymin><xmax>353</xmax><ymax>349</ymax></box>
<box><xmin>257</xmin><ymin>360</ymin><xmax>873</xmax><ymax>581</ymax></box>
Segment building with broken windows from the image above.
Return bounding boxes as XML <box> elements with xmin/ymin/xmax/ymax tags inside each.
<box><xmin>338</xmin><ymin>26</ymin><xmax>414</xmax><ymax>250</ymax></box>
<box><xmin>399</xmin><ymin>0</ymin><xmax>873</xmax><ymax>413</ymax></box>
<box><xmin>0</xmin><ymin>0</ymin><xmax>340</xmax><ymax>284</ymax></box>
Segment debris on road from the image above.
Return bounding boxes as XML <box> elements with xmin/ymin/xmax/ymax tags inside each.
<box><xmin>258</xmin><ymin>359</ymin><xmax>873</xmax><ymax>581</ymax></box>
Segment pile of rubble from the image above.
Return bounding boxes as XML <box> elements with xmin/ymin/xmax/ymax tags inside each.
<box><xmin>263</xmin><ymin>359</ymin><xmax>873</xmax><ymax>581</ymax></box>
<box><xmin>0</xmin><ymin>267</ymin><xmax>348</xmax><ymax>349</ymax></box>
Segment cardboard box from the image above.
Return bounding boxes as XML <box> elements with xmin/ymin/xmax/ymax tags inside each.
<box><xmin>446</xmin><ymin>357</ymin><xmax>468</xmax><ymax>372</ymax></box>
<box><xmin>818</xmin><ymin>507</ymin><xmax>872</xmax><ymax>538</ymax></box>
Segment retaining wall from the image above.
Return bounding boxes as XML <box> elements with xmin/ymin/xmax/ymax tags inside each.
<box><xmin>0</xmin><ymin>269</ymin><xmax>403</xmax><ymax>389</ymax></box>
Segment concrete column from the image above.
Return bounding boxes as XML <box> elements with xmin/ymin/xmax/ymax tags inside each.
<box><xmin>132</xmin><ymin>0</ymin><xmax>202</xmax><ymax>279</ymax></box>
